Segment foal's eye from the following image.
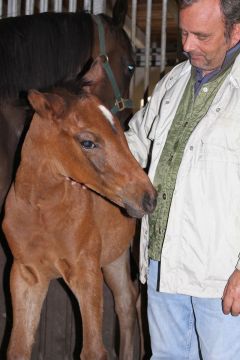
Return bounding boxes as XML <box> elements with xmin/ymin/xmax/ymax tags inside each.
<box><xmin>80</xmin><ymin>140</ymin><xmax>96</xmax><ymax>149</ymax></box>
<box><xmin>128</xmin><ymin>64</ymin><xmax>135</xmax><ymax>73</ymax></box>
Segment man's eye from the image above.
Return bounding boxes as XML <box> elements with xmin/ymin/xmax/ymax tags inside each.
<box><xmin>197</xmin><ymin>35</ymin><xmax>208</xmax><ymax>41</ymax></box>
<box><xmin>80</xmin><ymin>140</ymin><xmax>96</xmax><ymax>149</ymax></box>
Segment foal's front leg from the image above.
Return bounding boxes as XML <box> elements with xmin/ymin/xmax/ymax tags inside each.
<box><xmin>103</xmin><ymin>249</ymin><xmax>138</xmax><ymax>360</ymax></box>
<box><xmin>7</xmin><ymin>260</ymin><xmax>49</xmax><ymax>360</ymax></box>
<box><xmin>64</xmin><ymin>258</ymin><xmax>107</xmax><ymax>360</ymax></box>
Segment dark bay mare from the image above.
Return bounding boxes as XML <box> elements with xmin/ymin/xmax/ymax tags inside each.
<box><xmin>2</xmin><ymin>59</ymin><xmax>157</xmax><ymax>360</ymax></box>
<box><xmin>0</xmin><ymin>0</ymin><xmax>135</xmax><ymax>211</ymax></box>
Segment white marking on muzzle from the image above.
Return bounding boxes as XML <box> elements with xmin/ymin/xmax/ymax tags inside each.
<box><xmin>98</xmin><ymin>105</ymin><xmax>114</xmax><ymax>126</ymax></box>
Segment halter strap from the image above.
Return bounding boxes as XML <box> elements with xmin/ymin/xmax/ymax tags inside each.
<box><xmin>93</xmin><ymin>15</ymin><xmax>133</xmax><ymax>114</ymax></box>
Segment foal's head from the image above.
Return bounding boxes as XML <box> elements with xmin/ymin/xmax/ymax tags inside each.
<box><xmin>27</xmin><ymin>87</ymin><xmax>156</xmax><ymax>218</ymax></box>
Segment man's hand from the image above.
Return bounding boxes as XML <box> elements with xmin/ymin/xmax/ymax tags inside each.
<box><xmin>222</xmin><ymin>269</ymin><xmax>240</xmax><ymax>316</ymax></box>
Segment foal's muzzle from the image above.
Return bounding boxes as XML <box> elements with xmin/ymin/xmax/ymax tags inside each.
<box><xmin>124</xmin><ymin>189</ymin><xmax>157</xmax><ymax>219</ymax></box>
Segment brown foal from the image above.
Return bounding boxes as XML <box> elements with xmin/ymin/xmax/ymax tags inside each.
<box><xmin>3</xmin><ymin>71</ymin><xmax>156</xmax><ymax>360</ymax></box>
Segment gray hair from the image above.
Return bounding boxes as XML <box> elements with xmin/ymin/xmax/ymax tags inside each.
<box><xmin>178</xmin><ymin>0</ymin><xmax>240</xmax><ymax>38</ymax></box>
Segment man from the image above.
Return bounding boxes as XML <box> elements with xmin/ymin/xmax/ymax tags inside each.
<box><xmin>126</xmin><ymin>0</ymin><xmax>240</xmax><ymax>358</ymax></box>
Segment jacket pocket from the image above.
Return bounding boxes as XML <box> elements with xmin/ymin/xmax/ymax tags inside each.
<box><xmin>199</xmin><ymin>115</ymin><xmax>240</xmax><ymax>163</ymax></box>
<box><xmin>199</xmin><ymin>142</ymin><xmax>240</xmax><ymax>164</ymax></box>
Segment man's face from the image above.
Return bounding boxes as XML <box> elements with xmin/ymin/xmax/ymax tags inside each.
<box><xmin>179</xmin><ymin>0</ymin><xmax>240</xmax><ymax>75</ymax></box>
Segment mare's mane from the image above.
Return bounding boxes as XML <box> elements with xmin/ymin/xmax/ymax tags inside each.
<box><xmin>0</xmin><ymin>12</ymin><xmax>122</xmax><ymax>99</ymax></box>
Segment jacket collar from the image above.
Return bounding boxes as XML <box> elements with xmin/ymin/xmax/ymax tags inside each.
<box><xmin>165</xmin><ymin>60</ymin><xmax>191</xmax><ymax>89</ymax></box>
<box><xmin>229</xmin><ymin>52</ymin><xmax>240</xmax><ymax>88</ymax></box>
<box><xmin>169</xmin><ymin>52</ymin><xmax>240</xmax><ymax>90</ymax></box>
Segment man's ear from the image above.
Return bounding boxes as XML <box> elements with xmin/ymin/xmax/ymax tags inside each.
<box><xmin>230</xmin><ymin>23</ymin><xmax>240</xmax><ymax>48</ymax></box>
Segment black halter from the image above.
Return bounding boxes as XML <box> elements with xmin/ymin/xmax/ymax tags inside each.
<box><xmin>93</xmin><ymin>15</ymin><xmax>133</xmax><ymax>114</ymax></box>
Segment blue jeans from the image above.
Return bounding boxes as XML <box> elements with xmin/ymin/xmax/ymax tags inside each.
<box><xmin>147</xmin><ymin>259</ymin><xmax>240</xmax><ymax>360</ymax></box>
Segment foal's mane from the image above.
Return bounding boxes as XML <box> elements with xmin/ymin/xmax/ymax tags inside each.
<box><xmin>0</xmin><ymin>12</ymin><xmax>95</xmax><ymax>99</ymax></box>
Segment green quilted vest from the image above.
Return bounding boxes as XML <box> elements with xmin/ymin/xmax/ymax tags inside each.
<box><xmin>148</xmin><ymin>64</ymin><xmax>233</xmax><ymax>260</ymax></box>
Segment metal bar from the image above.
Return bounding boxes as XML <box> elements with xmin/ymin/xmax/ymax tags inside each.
<box><xmin>53</xmin><ymin>0</ymin><xmax>63</xmax><ymax>12</ymax></box>
<box><xmin>130</xmin><ymin>0</ymin><xmax>137</xmax><ymax>102</ymax></box>
<box><xmin>131</xmin><ymin>0</ymin><xmax>137</xmax><ymax>51</ymax></box>
<box><xmin>93</xmin><ymin>0</ymin><xmax>106</xmax><ymax>14</ymax></box>
<box><xmin>83</xmin><ymin>0</ymin><xmax>92</xmax><ymax>12</ymax></box>
<box><xmin>40</xmin><ymin>0</ymin><xmax>49</xmax><ymax>12</ymax></box>
<box><xmin>0</xmin><ymin>0</ymin><xmax>3</xmax><ymax>18</ymax></box>
<box><xmin>69</xmin><ymin>0</ymin><xmax>77</xmax><ymax>12</ymax></box>
<box><xmin>25</xmin><ymin>0</ymin><xmax>34</xmax><ymax>15</ymax></box>
<box><xmin>161</xmin><ymin>0</ymin><xmax>168</xmax><ymax>75</ymax></box>
<box><xmin>7</xmin><ymin>0</ymin><xmax>19</xmax><ymax>17</ymax></box>
<box><xmin>144</xmin><ymin>0</ymin><xmax>152</xmax><ymax>102</ymax></box>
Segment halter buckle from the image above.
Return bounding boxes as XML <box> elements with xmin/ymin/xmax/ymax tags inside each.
<box><xmin>115</xmin><ymin>98</ymin><xmax>126</xmax><ymax>111</ymax></box>
<box><xmin>100</xmin><ymin>54</ymin><xmax>109</xmax><ymax>64</ymax></box>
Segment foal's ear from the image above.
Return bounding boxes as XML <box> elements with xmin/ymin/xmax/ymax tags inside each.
<box><xmin>28</xmin><ymin>90</ymin><xmax>66</xmax><ymax>119</ymax></box>
<box><xmin>82</xmin><ymin>57</ymin><xmax>106</xmax><ymax>94</ymax></box>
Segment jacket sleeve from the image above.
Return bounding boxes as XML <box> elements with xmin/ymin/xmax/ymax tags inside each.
<box><xmin>125</xmin><ymin>78</ymin><xmax>167</xmax><ymax>168</ymax></box>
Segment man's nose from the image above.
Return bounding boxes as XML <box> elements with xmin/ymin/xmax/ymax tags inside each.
<box><xmin>182</xmin><ymin>34</ymin><xmax>196</xmax><ymax>53</ymax></box>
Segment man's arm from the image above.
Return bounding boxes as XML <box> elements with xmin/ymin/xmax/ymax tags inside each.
<box><xmin>125</xmin><ymin>79</ymin><xmax>167</xmax><ymax>167</ymax></box>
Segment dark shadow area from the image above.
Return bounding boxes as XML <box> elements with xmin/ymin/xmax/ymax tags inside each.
<box><xmin>58</xmin><ymin>278</ymin><xmax>83</xmax><ymax>360</ymax></box>
<box><xmin>0</xmin><ymin>212</ymin><xmax>13</xmax><ymax>360</ymax></box>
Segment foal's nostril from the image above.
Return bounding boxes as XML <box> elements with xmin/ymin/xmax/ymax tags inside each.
<box><xmin>142</xmin><ymin>191</ymin><xmax>157</xmax><ymax>214</ymax></box>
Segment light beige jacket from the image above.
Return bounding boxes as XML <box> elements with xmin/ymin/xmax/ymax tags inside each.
<box><xmin>126</xmin><ymin>55</ymin><xmax>240</xmax><ymax>297</ymax></box>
